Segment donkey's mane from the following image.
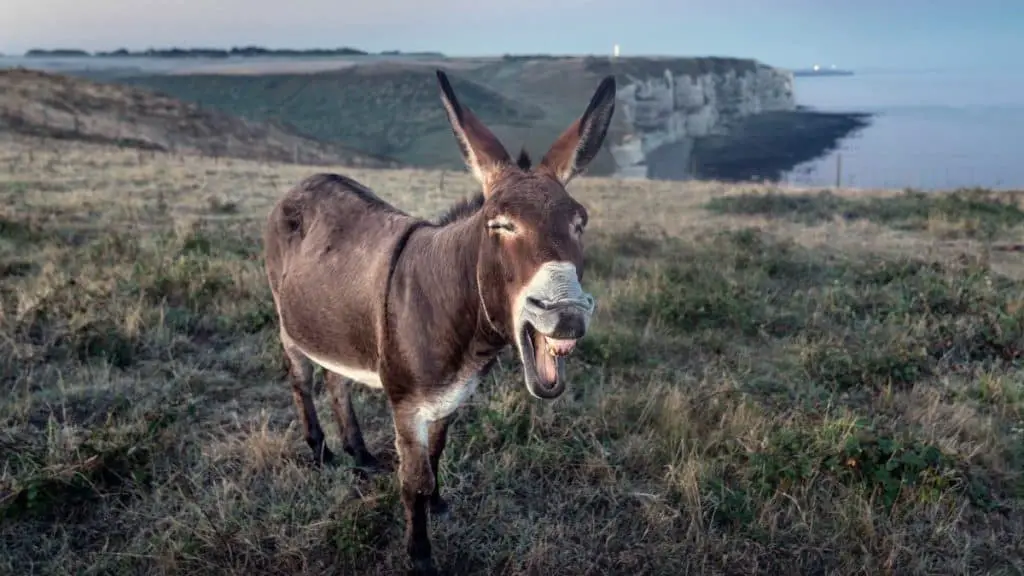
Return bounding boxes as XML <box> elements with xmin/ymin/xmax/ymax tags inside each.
<box><xmin>516</xmin><ymin>147</ymin><xmax>532</xmax><ymax>170</ymax></box>
<box><xmin>432</xmin><ymin>147</ymin><xmax>533</xmax><ymax>227</ymax></box>
<box><xmin>433</xmin><ymin>193</ymin><xmax>485</xmax><ymax>226</ymax></box>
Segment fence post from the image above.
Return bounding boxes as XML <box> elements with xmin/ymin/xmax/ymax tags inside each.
<box><xmin>835</xmin><ymin>153</ymin><xmax>843</xmax><ymax>188</ymax></box>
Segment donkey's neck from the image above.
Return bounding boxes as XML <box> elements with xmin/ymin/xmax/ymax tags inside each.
<box><xmin>389</xmin><ymin>212</ymin><xmax>504</xmax><ymax>362</ymax></box>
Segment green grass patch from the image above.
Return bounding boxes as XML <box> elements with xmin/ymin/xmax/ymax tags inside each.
<box><xmin>705</xmin><ymin>188</ymin><xmax>1024</xmax><ymax>239</ymax></box>
<box><xmin>1</xmin><ymin>402</ymin><xmax>189</xmax><ymax>522</ymax></box>
<box><xmin>581</xmin><ymin>228</ymin><xmax>1024</xmax><ymax>388</ymax></box>
<box><xmin>2</xmin><ymin>219</ymin><xmax>275</xmax><ymax>373</ymax></box>
<box><xmin>0</xmin><ymin>214</ymin><xmax>48</xmax><ymax>244</ymax></box>
<box><xmin>699</xmin><ymin>415</ymin><xmax>985</xmax><ymax>534</ymax></box>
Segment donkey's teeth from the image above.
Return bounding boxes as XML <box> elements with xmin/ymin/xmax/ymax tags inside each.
<box><xmin>545</xmin><ymin>338</ymin><xmax>577</xmax><ymax>357</ymax></box>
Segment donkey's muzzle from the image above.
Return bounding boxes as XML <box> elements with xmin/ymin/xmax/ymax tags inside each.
<box><xmin>515</xmin><ymin>262</ymin><xmax>597</xmax><ymax>400</ymax></box>
<box><xmin>524</xmin><ymin>298</ymin><xmax>593</xmax><ymax>340</ymax></box>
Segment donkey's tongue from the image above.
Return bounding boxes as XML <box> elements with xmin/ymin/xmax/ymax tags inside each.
<box><xmin>536</xmin><ymin>341</ymin><xmax>558</xmax><ymax>386</ymax></box>
<box><xmin>534</xmin><ymin>335</ymin><xmax>575</xmax><ymax>386</ymax></box>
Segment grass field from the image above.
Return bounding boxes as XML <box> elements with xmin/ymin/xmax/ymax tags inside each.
<box><xmin>1</xmin><ymin>137</ymin><xmax>1023</xmax><ymax>575</ymax></box>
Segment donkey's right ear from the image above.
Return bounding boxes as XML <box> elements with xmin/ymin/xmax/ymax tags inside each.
<box><xmin>538</xmin><ymin>75</ymin><xmax>616</xmax><ymax>187</ymax></box>
<box><xmin>436</xmin><ymin>70</ymin><xmax>512</xmax><ymax>194</ymax></box>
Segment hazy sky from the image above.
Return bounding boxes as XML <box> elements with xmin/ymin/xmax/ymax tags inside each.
<box><xmin>3</xmin><ymin>0</ymin><xmax>1021</xmax><ymax>70</ymax></box>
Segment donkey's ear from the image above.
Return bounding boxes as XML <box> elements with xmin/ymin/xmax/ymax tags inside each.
<box><xmin>539</xmin><ymin>76</ymin><xmax>616</xmax><ymax>186</ymax></box>
<box><xmin>436</xmin><ymin>70</ymin><xmax>511</xmax><ymax>193</ymax></box>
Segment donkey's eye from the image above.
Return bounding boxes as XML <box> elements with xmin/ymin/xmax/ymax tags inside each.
<box><xmin>572</xmin><ymin>219</ymin><xmax>586</xmax><ymax>236</ymax></box>
<box><xmin>486</xmin><ymin>217</ymin><xmax>515</xmax><ymax>232</ymax></box>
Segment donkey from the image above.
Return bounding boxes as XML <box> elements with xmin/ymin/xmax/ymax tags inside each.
<box><xmin>262</xmin><ymin>69</ymin><xmax>616</xmax><ymax>574</ymax></box>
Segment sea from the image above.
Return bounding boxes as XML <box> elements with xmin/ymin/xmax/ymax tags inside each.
<box><xmin>3</xmin><ymin>56</ymin><xmax>1022</xmax><ymax>191</ymax></box>
<box><xmin>788</xmin><ymin>67</ymin><xmax>1024</xmax><ymax>191</ymax></box>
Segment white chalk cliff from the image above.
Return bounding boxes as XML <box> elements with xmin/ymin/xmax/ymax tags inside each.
<box><xmin>607</xmin><ymin>65</ymin><xmax>796</xmax><ymax>179</ymax></box>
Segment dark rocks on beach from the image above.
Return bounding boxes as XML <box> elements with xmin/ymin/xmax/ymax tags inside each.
<box><xmin>649</xmin><ymin>109</ymin><xmax>872</xmax><ymax>183</ymax></box>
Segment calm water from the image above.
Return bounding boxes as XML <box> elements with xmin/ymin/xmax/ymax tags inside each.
<box><xmin>790</xmin><ymin>68</ymin><xmax>1024</xmax><ymax>191</ymax></box>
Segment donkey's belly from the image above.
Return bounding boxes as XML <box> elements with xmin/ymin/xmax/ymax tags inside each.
<box><xmin>304</xmin><ymin>349</ymin><xmax>383</xmax><ymax>389</ymax></box>
<box><xmin>277</xmin><ymin>255</ymin><xmax>384</xmax><ymax>389</ymax></box>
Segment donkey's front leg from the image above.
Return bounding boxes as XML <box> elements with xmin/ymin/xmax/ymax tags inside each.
<box><xmin>427</xmin><ymin>416</ymin><xmax>453</xmax><ymax>518</ymax></box>
<box><xmin>393</xmin><ymin>405</ymin><xmax>437</xmax><ymax>575</ymax></box>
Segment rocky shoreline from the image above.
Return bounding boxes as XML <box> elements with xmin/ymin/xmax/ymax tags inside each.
<box><xmin>652</xmin><ymin>108</ymin><xmax>872</xmax><ymax>182</ymax></box>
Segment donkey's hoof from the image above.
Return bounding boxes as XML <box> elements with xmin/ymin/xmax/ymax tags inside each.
<box><xmin>310</xmin><ymin>447</ymin><xmax>337</xmax><ymax>469</ymax></box>
<box><xmin>429</xmin><ymin>496</ymin><xmax>450</xmax><ymax>519</ymax></box>
<box><xmin>408</xmin><ymin>557</ymin><xmax>438</xmax><ymax>576</ymax></box>
<box><xmin>351</xmin><ymin>451</ymin><xmax>389</xmax><ymax>476</ymax></box>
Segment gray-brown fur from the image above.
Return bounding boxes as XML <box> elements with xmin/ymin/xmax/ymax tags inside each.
<box><xmin>263</xmin><ymin>69</ymin><xmax>616</xmax><ymax>575</ymax></box>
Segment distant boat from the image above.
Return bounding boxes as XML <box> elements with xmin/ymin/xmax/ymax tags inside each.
<box><xmin>792</xmin><ymin>66</ymin><xmax>854</xmax><ymax>77</ymax></box>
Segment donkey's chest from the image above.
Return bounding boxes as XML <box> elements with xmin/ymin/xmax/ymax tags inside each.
<box><xmin>417</xmin><ymin>374</ymin><xmax>481</xmax><ymax>423</ymax></box>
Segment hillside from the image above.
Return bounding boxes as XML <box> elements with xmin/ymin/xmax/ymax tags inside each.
<box><xmin>116</xmin><ymin>62</ymin><xmax>556</xmax><ymax>166</ymax></box>
<box><xmin>0</xmin><ymin>68</ymin><xmax>400</xmax><ymax>168</ymax></box>
<box><xmin>1</xmin><ymin>134</ymin><xmax>1022</xmax><ymax>574</ymax></box>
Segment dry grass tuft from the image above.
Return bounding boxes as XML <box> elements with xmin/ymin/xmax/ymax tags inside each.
<box><xmin>2</xmin><ymin>138</ymin><xmax>1023</xmax><ymax>575</ymax></box>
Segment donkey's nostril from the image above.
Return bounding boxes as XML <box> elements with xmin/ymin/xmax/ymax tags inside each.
<box><xmin>526</xmin><ymin>297</ymin><xmax>548</xmax><ymax>310</ymax></box>
<box><xmin>552</xmin><ymin>313</ymin><xmax>587</xmax><ymax>340</ymax></box>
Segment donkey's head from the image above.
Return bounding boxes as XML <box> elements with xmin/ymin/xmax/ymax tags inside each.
<box><xmin>436</xmin><ymin>70</ymin><xmax>616</xmax><ymax>400</ymax></box>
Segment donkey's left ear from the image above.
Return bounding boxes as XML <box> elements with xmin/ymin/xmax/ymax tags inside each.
<box><xmin>538</xmin><ymin>75</ymin><xmax>616</xmax><ymax>186</ymax></box>
<box><xmin>436</xmin><ymin>69</ymin><xmax>512</xmax><ymax>194</ymax></box>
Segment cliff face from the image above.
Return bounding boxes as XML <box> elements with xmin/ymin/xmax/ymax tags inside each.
<box><xmin>606</xmin><ymin>63</ymin><xmax>796</xmax><ymax>178</ymax></box>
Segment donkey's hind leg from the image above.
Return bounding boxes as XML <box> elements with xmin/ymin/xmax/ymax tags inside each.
<box><xmin>324</xmin><ymin>371</ymin><xmax>382</xmax><ymax>472</ymax></box>
<box><xmin>281</xmin><ymin>333</ymin><xmax>335</xmax><ymax>467</ymax></box>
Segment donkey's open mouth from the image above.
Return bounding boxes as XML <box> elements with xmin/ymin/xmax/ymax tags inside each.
<box><xmin>520</xmin><ymin>322</ymin><xmax>577</xmax><ymax>398</ymax></box>
<box><xmin>513</xmin><ymin>261</ymin><xmax>596</xmax><ymax>399</ymax></box>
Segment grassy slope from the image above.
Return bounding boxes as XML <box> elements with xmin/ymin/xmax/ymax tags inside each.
<box><xmin>117</xmin><ymin>65</ymin><xmax>547</xmax><ymax>166</ymax></box>
<box><xmin>1</xmin><ymin>136</ymin><xmax>1023</xmax><ymax>575</ymax></box>
<box><xmin>0</xmin><ymin>68</ymin><xmax>399</xmax><ymax>169</ymax></box>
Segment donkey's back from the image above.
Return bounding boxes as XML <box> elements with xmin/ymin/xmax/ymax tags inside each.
<box><xmin>263</xmin><ymin>172</ymin><xmax>417</xmax><ymax>376</ymax></box>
